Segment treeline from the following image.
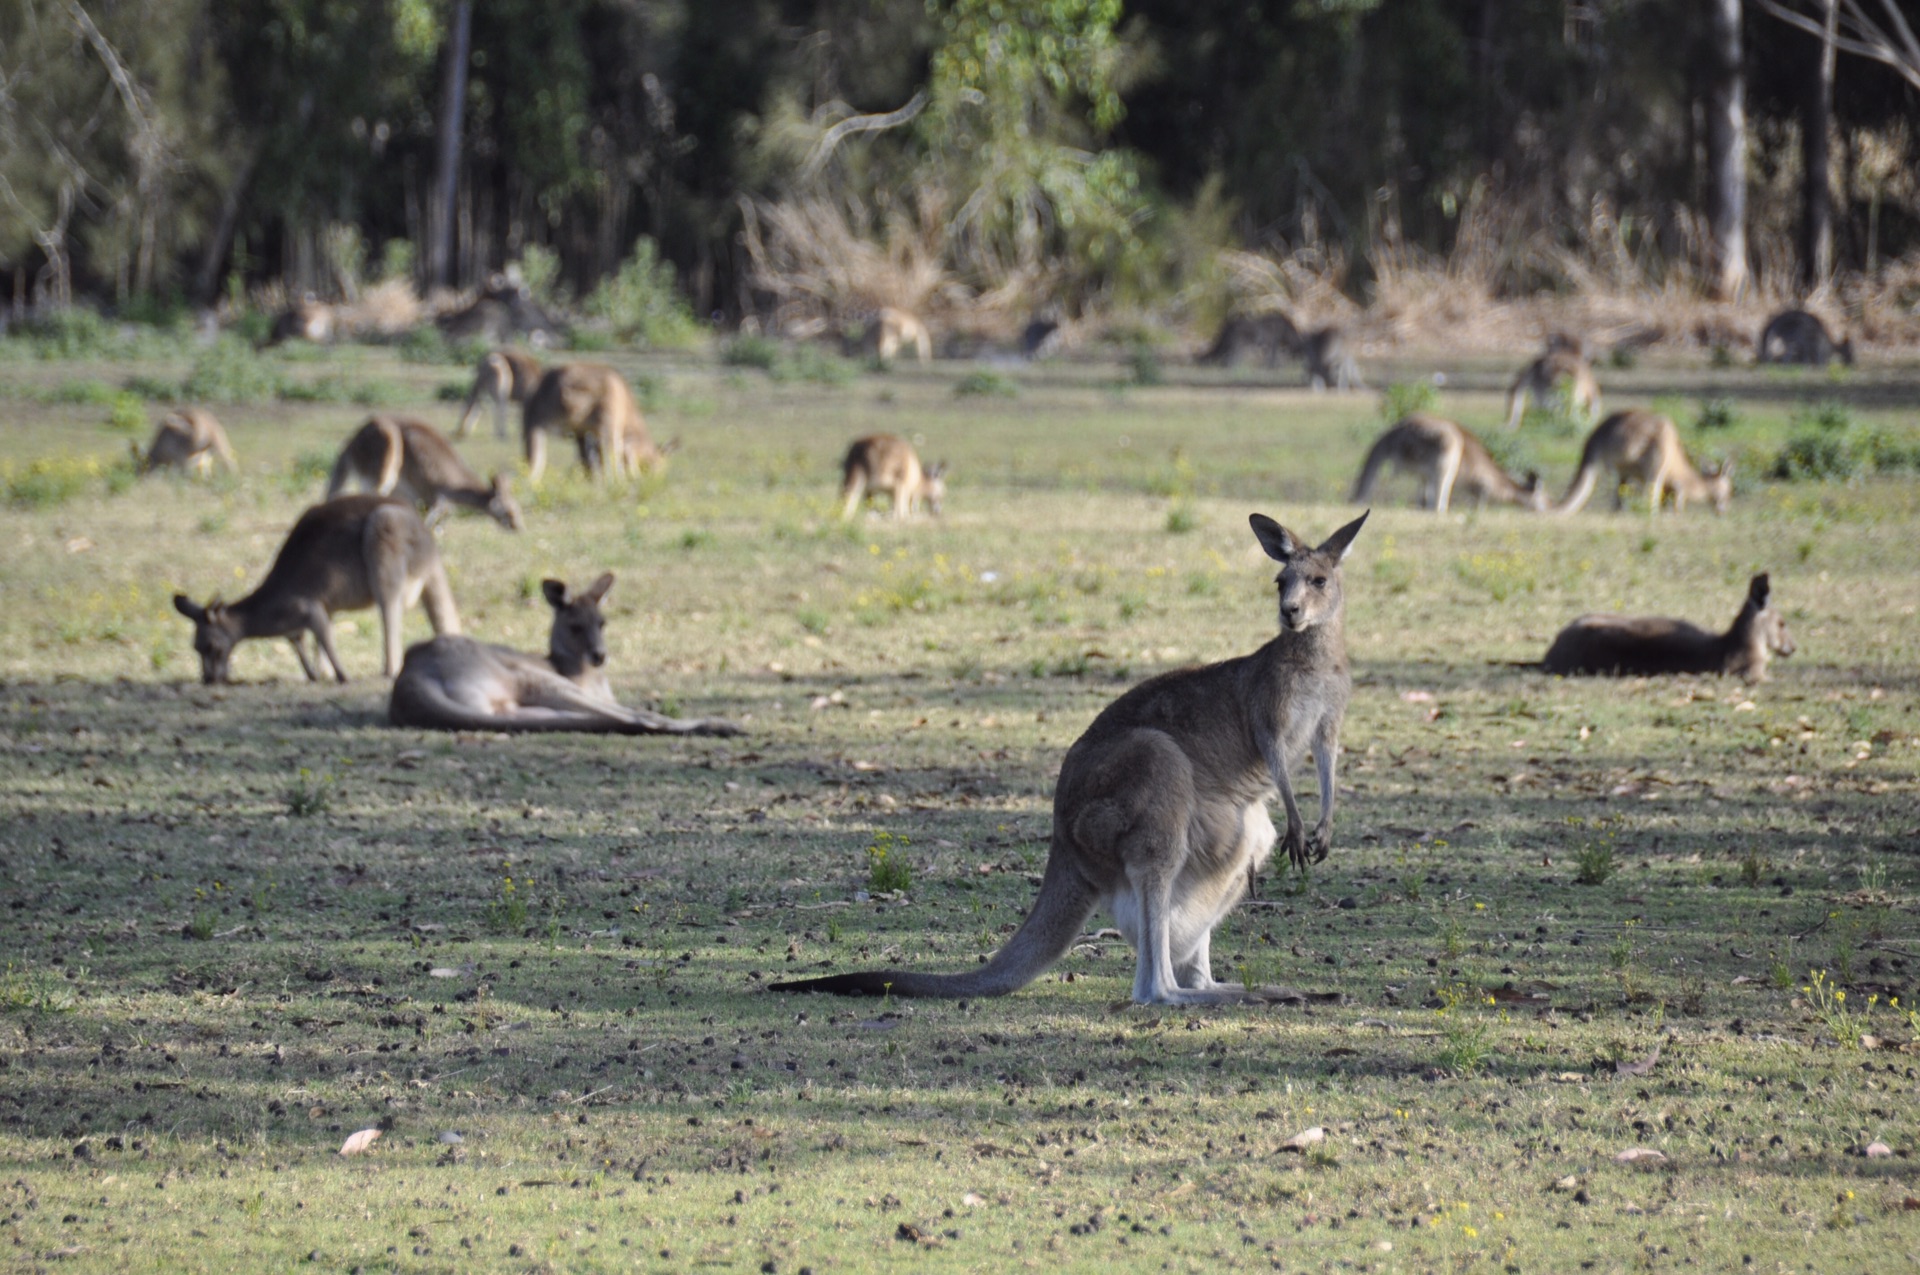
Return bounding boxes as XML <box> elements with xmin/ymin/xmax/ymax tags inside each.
<box><xmin>1</xmin><ymin>0</ymin><xmax>1915</xmax><ymax>327</ymax></box>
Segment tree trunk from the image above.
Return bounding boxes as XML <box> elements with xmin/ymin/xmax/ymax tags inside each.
<box><xmin>1800</xmin><ymin>0</ymin><xmax>1837</xmax><ymax>289</ymax></box>
<box><xmin>1705</xmin><ymin>0</ymin><xmax>1749</xmax><ymax>299</ymax></box>
<box><xmin>428</xmin><ymin>1</ymin><xmax>473</xmax><ymax>290</ymax></box>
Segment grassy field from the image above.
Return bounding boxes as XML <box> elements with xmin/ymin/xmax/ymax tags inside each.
<box><xmin>1</xmin><ymin>337</ymin><xmax>1917</xmax><ymax>1272</ymax></box>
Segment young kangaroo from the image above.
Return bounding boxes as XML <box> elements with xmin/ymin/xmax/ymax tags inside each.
<box><xmin>389</xmin><ymin>573</ymin><xmax>743</xmax><ymax>735</ymax></box>
<box><xmin>134</xmin><ymin>408</ymin><xmax>238</xmax><ymax>477</ymax></box>
<box><xmin>773</xmin><ymin>511</ymin><xmax>1367</xmax><ymax>1006</ymax></box>
<box><xmin>1543</xmin><ymin>574</ymin><xmax>1795</xmax><ymax>680</ymax></box>
<box><xmin>522</xmin><ymin>362</ymin><xmax>658</xmax><ymax>482</ymax></box>
<box><xmin>1304</xmin><ymin>327</ymin><xmax>1362</xmax><ymax>391</ymax></box>
<box><xmin>454</xmin><ymin>349</ymin><xmax>543</xmax><ymax>439</ymax></box>
<box><xmin>1757</xmin><ymin>309</ymin><xmax>1853</xmax><ymax>366</ymax></box>
<box><xmin>1555</xmin><ymin>410</ymin><xmax>1732</xmax><ymax>516</ymax></box>
<box><xmin>326</xmin><ymin>415</ymin><xmax>523</xmax><ymax>531</ymax></box>
<box><xmin>172</xmin><ymin>494</ymin><xmax>460</xmax><ymax>684</ymax></box>
<box><xmin>854</xmin><ymin>307</ymin><xmax>933</xmax><ymax>364</ymax></box>
<box><xmin>839</xmin><ymin>434</ymin><xmax>945</xmax><ymax>520</ymax></box>
<box><xmin>1505</xmin><ymin>345</ymin><xmax>1600</xmax><ymax>428</ymax></box>
<box><xmin>1351</xmin><ymin>414</ymin><xmax>1546</xmax><ymax>514</ymax></box>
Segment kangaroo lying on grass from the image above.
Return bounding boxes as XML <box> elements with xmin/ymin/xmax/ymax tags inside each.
<box><xmin>774</xmin><ymin>511</ymin><xmax>1367</xmax><ymax>1006</ymax></box>
<box><xmin>134</xmin><ymin>408</ymin><xmax>237</xmax><ymax>477</ymax></box>
<box><xmin>389</xmin><ymin>573</ymin><xmax>743</xmax><ymax>735</ymax></box>
<box><xmin>1351</xmin><ymin>414</ymin><xmax>1546</xmax><ymax>513</ymax></box>
<box><xmin>1505</xmin><ymin>342</ymin><xmax>1600</xmax><ymax>428</ymax></box>
<box><xmin>173</xmin><ymin>495</ymin><xmax>459</xmax><ymax>683</ymax></box>
<box><xmin>326</xmin><ymin>414</ymin><xmax>523</xmax><ymax>530</ymax></box>
<box><xmin>840</xmin><ymin>434</ymin><xmax>945</xmax><ymax>520</ymax></box>
<box><xmin>1542</xmin><ymin>573</ymin><xmax>1794</xmax><ymax>680</ymax></box>
<box><xmin>454</xmin><ymin>349</ymin><xmax>542</xmax><ymax>440</ymax></box>
<box><xmin>1757</xmin><ymin>309</ymin><xmax>1853</xmax><ymax>366</ymax></box>
<box><xmin>854</xmin><ymin>307</ymin><xmax>933</xmax><ymax>364</ymax></box>
<box><xmin>1556</xmin><ymin>410</ymin><xmax>1731</xmax><ymax>515</ymax></box>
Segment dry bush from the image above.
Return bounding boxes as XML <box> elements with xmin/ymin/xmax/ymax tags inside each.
<box><xmin>740</xmin><ymin>193</ymin><xmax>954</xmax><ymax>336</ymax></box>
<box><xmin>335</xmin><ymin>278</ymin><xmax>422</xmax><ymax>338</ymax></box>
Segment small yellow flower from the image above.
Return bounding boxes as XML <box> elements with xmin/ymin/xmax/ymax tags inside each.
<box><xmin>1836</xmin><ymin>991</ymin><xmax>1846</xmax><ymax>1003</ymax></box>
<box><xmin>1463</xmin><ymin>1225</ymin><xmax>1479</xmax><ymax>1238</ymax></box>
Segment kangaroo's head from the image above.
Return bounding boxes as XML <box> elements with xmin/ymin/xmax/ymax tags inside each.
<box><xmin>1702</xmin><ymin>459</ymin><xmax>1734</xmax><ymax>514</ymax></box>
<box><xmin>1738</xmin><ymin>573</ymin><xmax>1796</xmax><ymax>672</ymax></box>
<box><xmin>542</xmin><ymin>573</ymin><xmax>614</xmax><ymax>677</ymax></box>
<box><xmin>1250</xmin><ymin>511</ymin><xmax>1368</xmax><ymax>634</ymax></box>
<box><xmin>1519</xmin><ymin>470</ymin><xmax>1550</xmax><ymax>511</ymax></box>
<box><xmin>486</xmin><ymin>474</ymin><xmax>524</xmax><ymax>531</ymax></box>
<box><xmin>922</xmin><ymin>462</ymin><xmax>947</xmax><ymax>515</ymax></box>
<box><xmin>173</xmin><ymin>595</ymin><xmax>242</xmax><ymax>684</ymax></box>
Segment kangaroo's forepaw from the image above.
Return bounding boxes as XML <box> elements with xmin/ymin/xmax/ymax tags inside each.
<box><xmin>1281</xmin><ymin>825</ymin><xmax>1308</xmax><ymax>869</ymax></box>
<box><xmin>1308</xmin><ymin>825</ymin><xmax>1332</xmax><ymax>863</ymax></box>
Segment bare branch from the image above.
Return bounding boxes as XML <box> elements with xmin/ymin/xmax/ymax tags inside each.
<box><xmin>797</xmin><ymin>90</ymin><xmax>928</xmax><ymax>183</ymax></box>
<box><xmin>1756</xmin><ymin>0</ymin><xmax>1920</xmax><ymax>90</ymax></box>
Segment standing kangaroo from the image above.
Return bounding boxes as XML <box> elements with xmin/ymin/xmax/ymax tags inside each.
<box><xmin>1542</xmin><ymin>574</ymin><xmax>1795</xmax><ymax>680</ymax></box>
<box><xmin>839</xmin><ymin>434</ymin><xmax>945</xmax><ymax>520</ymax></box>
<box><xmin>773</xmin><ymin>511</ymin><xmax>1367</xmax><ymax>1006</ymax></box>
<box><xmin>1757</xmin><ymin>309</ymin><xmax>1853</xmax><ymax>366</ymax></box>
<box><xmin>1351</xmin><ymin>414</ymin><xmax>1546</xmax><ymax>514</ymax></box>
<box><xmin>454</xmin><ymin>349</ymin><xmax>543</xmax><ymax>439</ymax></box>
<box><xmin>522</xmin><ymin>362</ymin><xmax>659</xmax><ymax>482</ymax></box>
<box><xmin>134</xmin><ymin>408</ymin><xmax>237</xmax><ymax>477</ymax></box>
<box><xmin>389</xmin><ymin>573</ymin><xmax>743</xmax><ymax>735</ymax></box>
<box><xmin>172</xmin><ymin>494</ymin><xmax>460</xmax><ymax>684</ymax></box>
<box><xmin>1555</xmin><ymin>410</ymin><xmax>1732</xmax><ymax>516</ymax></box>
<box><xmin>1505</xmin><ymin>345</ymin><xmax>1601</xmax><ymax>428</ymax></box>
<box><xmin>855</xmin><ymin>307</ymin><xmax>933</xmax><ymax>364</ymax></box>
<box><xmin>326</xmin><ymin>415</ymin><xmax>523</xmax><ymax>531</ymax></box>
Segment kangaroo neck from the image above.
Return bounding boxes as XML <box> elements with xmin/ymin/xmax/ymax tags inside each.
<box><xmin>1259</xmin><ymin>614</ymin><xmax>1345</xmax><ymax>668</ymax></box>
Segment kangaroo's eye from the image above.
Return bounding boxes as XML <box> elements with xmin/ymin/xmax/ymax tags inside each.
<box><xmin>1313</xmin><ymin>576</ymin><xmax>1328</xmax><ymax>588</ymax></box>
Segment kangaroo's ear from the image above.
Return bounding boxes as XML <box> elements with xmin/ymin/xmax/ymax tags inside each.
<box><xmin>1315</xmin><ymin>510</ymin><xmax>1370</xmax><ymax>562</ymax></box>
<box><xmin>173</xmin><ymin>594</ymin><xmax>205</xmax><ymax>622</ymax></box>
<box><xmin>541</xmin><ymin>579</ymin><xmax>570</xmax><ymax>609</ymax></box>
<box><xmin>584</xmin><ymin>572</ymin><xmax>615</xmax><ymax>603</ymax></box>
<box><xmin>1749</xmin><ymin>573</ymin><xmax>1771</xmax><ymax>607</ymax></box>
<box><xmin>1249</xmin><ymin>513</ymin><xmax>1303</xmax><ymax>562</ymax></box>
<box><xmin>927</xmin><ymin>460</ymin><xmax>947</xmax><ymax>478</ymax></box>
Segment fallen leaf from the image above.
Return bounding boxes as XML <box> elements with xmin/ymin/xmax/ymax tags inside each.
<box><xmin>1615</xmin><ymin>1044</ymin><xmax>1662</xmax><ymax>1077</ymax></box>
<box><xmin>1552</xmin><ymin>1175</ymin><xmax>1580</xmax><ymax>1192</ymax></box>
<box><xmin>1400</xmin><ymin>690</ymin><xmax>1435</xmax><ymax>703</ymax></box>
<box><xmin>1865</xmin><ymin>1141</ymin><xmax>1893</xmax><ymax>1159</ymax></box>
<box><xmin>339</xmin><ymin>1128</ymin><xmax>381</xmax><ymax>1156</ymax></box>
<box><xmin>1278</xmin><ymin>1126</ymin><xmax>1326</xmax><ymax>1153</ymax></box>
<box><xmin>437</xmin><ymin>1131</ymin><xmax>464</xmax><ymax>1144</ymax></box>
<box><xmin>1613</xmin><ymin>1147</ymin><xmax>1666</xmax><ymax>1164</ymax></box>
<box><xmin>961</xmin><ymin>1192</ymin><xmax>985</xmax><ymax>1207</ymax></box>
<box><xmin>1860</xmin><ymin>1035</ymin><xmax>1885</xmax><ymax>1050</ymax></box>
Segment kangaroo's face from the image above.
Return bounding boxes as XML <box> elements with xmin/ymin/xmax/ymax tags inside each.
<box><xmin>1520</xmin><ymin>471</ymin><xmax>1549</xmax><ymax>511</ymax></box>
<box><xmin>173</xmin><ymin>595</ymin><xmax>240</xmax><ymax>684</ymax></box>
<box><xmin>1746</xmin><ymin>575</ymin><xmax>1796</xmax><ymax>659</ymax></box>
<box><xmin>1705</xmin><ymin>462</ymin><xmax>1734</xmax><ymax>514</ymax></box>
<box><xmin>542</xmin><ymin>573</ymin><xmax>614</xmax><ymax>673</ymax></box>
<box><xmin>923</xmin><ymin>462</ymin><xmax>947</xmax><ymax>515</ymax></box>
<box><xmin>487</xmin><ymin>475</ymin><xmax>524</xmax><ymax>531</ymax></box>
<box><xmin>1250</xmin><ymin>511</ymin><xmax>1368</xmax><ymax>633</ymax></box>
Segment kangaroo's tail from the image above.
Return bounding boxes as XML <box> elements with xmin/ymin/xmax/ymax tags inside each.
<box><xmin>1554</xmin><ymin>441</ymin><xmax>1604</xmax><ymax>515</ymax></box>
<box><xmin>770</xmin><ymin>846</ymin><xmax>1099</xmax><ymax>998</ymax></box>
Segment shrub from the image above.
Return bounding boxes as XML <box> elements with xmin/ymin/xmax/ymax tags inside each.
<box><xmin>721</xmin><ymin>335</ymin><xmax>781</xmax><ymax>370</ymax></box>
<box><xmin>516</xmin><ymin>244</ymin><xmax>565</xmax><ymax>304</ymax></box>
<box><xmin>22</xmin><ymin>309</ymin><xmax>116</xmax><ymax>359</ymax></box>
<box><xmin>3</xmin><ymin>453</ymin><xmax>130</xmax><ymax>510</ymax></box>
<box><xmin>1767</xmin><ymin>402</ymin><xmax>1919</xmax><ymax>482</ymax></box>
<box><xmin>1694</xmin><ymin>397</ymin><xmax>1740</xmax><ymax>431</ymax></box>
<box><xmin>1128</xmin><ymin>346</ymin><xmax>1164</xmax><ymax>386</ymax></box>
<box><xmin>583</xmin><ymin>237</ymin><xmax>701</xmax><ymax>347</ymax></box>
<box><xmin>865</xmin><ymin>832</ymin><xmax>913</xmax><ymax>894</ymax></box>
<box><xmin>47</xmin><ymin>379</ymin><xmax>118</xmax><ymax>406</ymax></box>
<box><xmin>122</xmin><ymin>374</ymin><xmax>179</xmax><ymax>402</ymax></box>
<box><xmin>183</xmin><ymin>338</ymin><xmax>278</xmax><ymax>404</ymax></box>
<box><xmin>954</xmin><ymin>368</ymin><xmax>1019</xmax><ymax>398</ymax></box>
<box><xmin>778</xmin><ymin>346</ymin><xmax>856</xmax><ymax>386</ymax></box>
<box><xmin>1378</xmin><ymin>379</ymin><xmax>1439</xmax><ymax>424</ymax></box>
<box><xmin>106</xmin><ymin>393</ymin><xmax>147</xmax><ymax>435</ymax></box>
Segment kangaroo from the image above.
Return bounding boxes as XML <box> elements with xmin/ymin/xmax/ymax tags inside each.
<box><xmin>454</xmin><ymin>349</ymin><xmax>543</xmax><ymax>439</ymax></box>
<box><xmin>1350</xmin><ymin>414</ymin><xmax>1546</xmax><ymax>514</ymax></box>
<box><xmin>1757</xmin><ymin>309</ymin><xmax>1854</xmax><ymax>366</ymax></box>
<box><xmin>1555</xmin><ymin>410</ymin><xmax>1732</xmax><ymax>516</ymax></box>
<box><xmin>1505</xmin><ymin>345</ymin><xmax>1601</xmax><ymax>428</ymax></box>
<box><xmin>1304</xmin><ymin>327</ymin><xmax>1362</xmax><ymax>391</ymax></box>
<box><xmin>1542</xmin><ymin>574</ymin><xmax>1795</xmax><ymax>680</ymax></box>
<box><xmin>326</xmin><ymin>414</ymin><xmax>522</xmax><ymax>531</ymax></box>
<box><xmin>264</xmin><ymin>293</ymin><xmax>333</xmax><ymax>347</ymax></box>
<box><xmin>839</xmin><ymin>433</ymin><xmax>945</xmax><ymax>520</ymax></box>
<box><xmin>389</xmin><ymin>573</ymin><xmax>744</xmax><ymax>735</ymax></box>
<box><xmin>134</xmin><ymin>408</ymin><xmax>238</xmax><ymax>477</ymax></box>
<box><xmin>172</xmin><ymin>494</ymin><xmax>460</xmax><ymax>684</ymax></box>
<box><xmin>522</xmin><ymin>362</ymin><xmax>658</xmax><ymax>483</ymax></box>
<box><xmin>773</xmin><ymin>511</ymin><xmax>1367</xmax><ymax>1006</ymax></box>
<box><xmin>1200</xmin><ymin>312</ymin><xmax>1301</xmax><ymax>368</ymax></box>
<box><xmin>855</xmin><ymin>307</ymin><xmax>933</xmax><ymax>364</ymax></box>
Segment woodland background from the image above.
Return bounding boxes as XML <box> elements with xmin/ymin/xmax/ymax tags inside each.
<box><xmin>2</xmin><ymin>0</ymin><xmax>1918</xmax><ymax>348</ymax></box>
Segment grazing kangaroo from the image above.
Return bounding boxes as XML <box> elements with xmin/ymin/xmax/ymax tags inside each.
<box><xmin>454</xmin><ymin>349</ymin><xmax>543</xmax><ymax>439</ymax></box>
<box><xmin>1351</xmin><ymin>414</ymin><xmax>1546</xmax><ymax>514</ymax></box>
<box><xmin>522</xmin><ymin>362</ymin><xmax>658</xmax><ymax>483</ymax></box>
<box><xmin>1555</xmin><ymin>410</ymin><xmax>1732</xmax><ymax>516</ymax></box>
<box><xmin>1757</xmin><ymin>309</ymin><xmax>1854</xmax><ymax>366</ymax></box>
<box><xmin>326</xmin><ymin>415</ymin><xmax>522</xmax><ymax>531</ymax></box>
<box><xmin>265</xmin><ymin>294</ymin><xmax>333</xmax><ymax>347</ymax></box>
<box><xmin>855</xmin><ymin>307</ymin><xmax>933</xmax><ymax>364</ymax></box>
<box><xmin>389</xmin><ymin>573</ymin><xmax>744</xmax><ymax>735</ymax></box>
<box><xmin>1304</xmin><ymin>327</ymin><xmax>1362</xmax><ymax>391</ymax></box>
<box><xmin>172</xmin><ymin>494</ymin><xmax>460</xmax><ymax>684</ymax></box>
<box><xmin>1543</xmin><ymin>574</ymin><xmax>1794</xmax><ymax>680</ymax></box>
<box><xmin>839</xmin><ymin>433</ymin><xmax>945</xmax><ymax>520</ymax></box>
<box><xmin>134</xmin><ymin>408</ymin><xmax>237</xmax><ymax>477</ymax></box>
<box><xmin>1505</xmin><ymin>345</ymin><xmax>1601</xmax><ymax>428</ymax></box>
<box><xmin>773</xmin><ymin>511</ymin><xmax>1367</xmax><ymax>1006</ymax></box>
<box><xmin>1200</xmin><ymin>312</ymin><xmax>1301</xmax><ymax>368</ymax></box>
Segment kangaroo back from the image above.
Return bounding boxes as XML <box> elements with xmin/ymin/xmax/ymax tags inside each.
<box><xmin>327</xmin><ymin>417</ymin><xmax>405</xmax><ymax>498</ymax></box>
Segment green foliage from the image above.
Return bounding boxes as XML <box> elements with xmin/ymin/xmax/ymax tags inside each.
<box><xmin>775</xmin><ymin>346</ymin><xmax>857</xmax><ymax>386</ymax></box>
<box><xmin>0</xmin><ymin>963</ymin><xmax>77</xmax><ymax>1015</ymax></box>
<box><xmin>954</xmin><ymin>369</ymin><xmax>1020</xmax><ymax>398</ymax></box>
<box><xmin>184</xmin><ymin>339</ymin><xmax>279</xmax><ymax>404</ymax></box>
<box><xmin>284</xmin><ymin>769</ymin><xmax>334</xmax><ymax>818</ymax></box>
<box><xmin>865</xmin><ymin>831</ymin><xmax>913</xmax><ymax>894</ymax></box>
<box><xmin>1801</xmin><ymin>969</ymin><xmax>1868</xmax><ymax>1048</ymax></box>
<box><xmin>1379</xmin><ymin>380</ymin><xmax>1440</xmax><ymax>423</ymax></box>
<box><xmin>583</xmin><ymin>238</ymin><xmax>702</xmax><ymax>348</ymax></box>
<box><xmin>1768</xmin><ymin>403</ymin><xmax>1920</xmax><ymax>482</ymax></box>
<box><xmin>47</xmin><ymin>378</ymin><xmax>118</xmax><ymax>406</ymax></box>
<box><xmin>106</xmin><ymin>393</ymin><xmax>147</xmax><ymax>435</ymax></box>
<box><xmin>1695</xmin><ymin>397</ymin><xmax>1741</xmax><ymax>431</ymax></box>
<box><xmin>1573</xmin><ymin>841</ymin><xmax>1616</xmax><ymax>885</ymax></box>
<box><xmin>3</xmin><ymin>454</ymin><xmax>127</xmax><ymax>510</ymax></box>
<box><xmin>1433</xmin><ymin>984</ymin><xmax>1494</xmax><ymax>1076</ymax></box>
<box><xmin>722</xmin><ymin>335</ymin><xmax>782</xmax><ymax>371</ymax></box>
<box><xmin>485</xmin><ymin>864</ymin><xmax>534</xmax><ymax>934</ymax></box>
<box><xmin>515</xmin><ymin>245</ymin><xmax>565</xmax><ymax>304</ymax></box>
<box><xmin>1128</xmin><ymin>345</ymin><xmax>1164</xmax><ymax>386</ymax></box>
<box><xmin>1164</xmin><ymin>503</ymin><xmax>1197</xmax><ymax>534</ymax></box>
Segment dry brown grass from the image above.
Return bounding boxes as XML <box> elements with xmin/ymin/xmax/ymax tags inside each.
<box><xmin>740</xmin><ymin>192</ymin><xmax>956</xmax><ymax>336</ymax></box>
